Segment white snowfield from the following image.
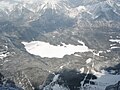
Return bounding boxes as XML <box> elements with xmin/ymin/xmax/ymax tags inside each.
<box><xmin>22</xmin><ymin>40</ymin><xmax>91</xmax><ymax>58</ymax></box>
<box><xmin>109</xmin><ymin>39</ymin><xmax>120</xmax><ymax>44</ymax></box>
<box><xmin>0</xmin><ymin>52</ymin><xmax>9</xmax><ymax>60</ymax></box>
<box><xmin>86</xmin><ymin>58</ymin><xmax>92</xmax><ymax>64</ymax></box>
<box><xmin>109</xmin><ymin>39</ymin><xmax>120</xmax><ymax>49</ymax></box>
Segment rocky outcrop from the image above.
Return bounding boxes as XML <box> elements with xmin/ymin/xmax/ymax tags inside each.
<box><xmin>105</xmin><ymin>81</ymin><xmax>120</xmax><ymax>90</ymax></box>
<box><xmin>14</xmin><ymin>71</ymin><xmax>34</xmax><ymax>90</ymax></box>
<box><xmin>0</xmin><ymin>73</ymin><xmax>23</xmax><ymax>90</ymax></box>
<box><xmin>42</xmin><ymin>69</ymin><xmax>97</xmax><ymax>90</ymax></box>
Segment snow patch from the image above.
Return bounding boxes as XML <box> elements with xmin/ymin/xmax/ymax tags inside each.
<box><xmin>60</xmin><ymin>66</ymin><xmax>64</xmax><ymax>69</ymax></box>
<box><xmin>106</xmin><ymin>50</ymin><xmax>111</xmax><ymax>52</ymax></box>
<box><xmin>109</xmin><ymin>39</ymin><xmax>120</xmax><ymax>49</ymax></box>
<box><xmin>86</xmin><ymin>58</ymin><xmax>92</xmax><ymax>64</ymax></box>
<box><xmin>80</xmin><ymin>67</ymin><xmax>85</xmax><ymax>73</ymax></box>
<box><xmin>74</xmin><ymin>54</ymin><xmax>81</xmax><ymax>57</ymax></box>
<box><xmin>109</xmin><ymin>39</ymin><xmax>120</xmax><ymax>44</ymax></box>
<box><xmin>111</xmin><ymin>46</ymin><xmax>120</xmax><ymax>49</ymax></box>
<box><xmin>0</xmin><ymin>52</ymin><xmax>9</xmax><ymax>60</ymax></box>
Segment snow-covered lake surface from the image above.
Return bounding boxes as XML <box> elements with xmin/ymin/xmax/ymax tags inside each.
<box><xmin>22</xmin><ymin>40</ymin><xmax>91</xmax><ymax>58</ymax></box>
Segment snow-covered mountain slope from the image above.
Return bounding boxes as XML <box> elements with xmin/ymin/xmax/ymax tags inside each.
<box><xmin>0</xmin><ymin>0</ymin><xmax>120</xmax><ymax>25</ymax></box>
<box><xmin>0</xmin><ymin>0</ymin><xmax>70</xmax><ymax>12</ymax></box>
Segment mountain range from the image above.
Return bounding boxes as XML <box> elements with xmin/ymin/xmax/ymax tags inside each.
<box><xmin>0</xmin><ymin>0</ymin><xmax>120</xmax><ymax>90</ymax></box>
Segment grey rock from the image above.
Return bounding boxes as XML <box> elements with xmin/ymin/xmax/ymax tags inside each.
<box><xmin>105</xmin><ymin>81</ymin><xmax>120</xmax><ymax>90</ymax></box>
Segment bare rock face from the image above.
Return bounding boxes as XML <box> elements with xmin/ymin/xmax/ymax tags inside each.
<box><xmin>105</xmin><ymin>81</ymin><xmax>120</xmax><ymax>90</ymax></box>
<box><xmin>42</xmin><ymin>69</ymin><xmax>97</xmax><ymax>90</ymax></box>
<box><xmin>13</xmin><ymin>71</ymin><xmax>34</xmax><ymax>90</ymax></box>
<box><xmin>0</xmin><ymin>73</ymin><xmax>23</xmax><ymax>90</ymax></box>
<box><xmin>105</xmin><ymin>64</ymin><xmax>120</xmax><ymax>90</ymax></box>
